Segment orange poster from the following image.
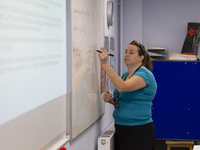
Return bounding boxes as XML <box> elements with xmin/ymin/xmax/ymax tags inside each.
<box><xmin>100</xmin><ymin>64</ymin><xmax>104</xmax><ymax>94</ymax></box>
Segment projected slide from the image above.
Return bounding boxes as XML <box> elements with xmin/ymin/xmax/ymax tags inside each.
<box><xmin>0</xmin><ymin>0</ymin><xmax>67</xmax><ymax>125</ymax></box>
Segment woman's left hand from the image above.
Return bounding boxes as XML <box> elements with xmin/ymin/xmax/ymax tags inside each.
<box><xmin>98</xmin><ymin>48</ymin><xmax>109</xmax><ymax>65</ymax></box>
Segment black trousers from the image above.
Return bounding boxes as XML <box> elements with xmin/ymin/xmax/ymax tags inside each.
<box><xmin>114</xmin><ymin>122</ymin><xmax>155</xmax><ymax>150</ymax></box>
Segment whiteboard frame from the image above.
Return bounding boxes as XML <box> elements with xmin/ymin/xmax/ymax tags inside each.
<box><xmin>66</xmin><ymin>0</ymin><xmax>72</xmax><ymax>142</ymax></box>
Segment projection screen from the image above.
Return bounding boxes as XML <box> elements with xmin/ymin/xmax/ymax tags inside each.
<box><xmin>0</xmin><ymin>0</ymin><xmax>69</xmax><ymax>149</ymax></box>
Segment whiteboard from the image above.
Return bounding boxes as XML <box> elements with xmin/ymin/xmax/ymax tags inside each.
<box><xmin>71</xmin><ymin>0</ymin><xmax>105</xmax><ymax>139</ymax></box>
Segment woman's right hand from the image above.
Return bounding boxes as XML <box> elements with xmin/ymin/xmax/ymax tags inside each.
<box><xmin>98</xmin><ymin>48</ymin><xmax>109</xmax><ymax>65</ymax></box>
<box><xmin>103</xmin><ymin>91</ymin><xmax>113</xmax><ymax>103</ymax></box>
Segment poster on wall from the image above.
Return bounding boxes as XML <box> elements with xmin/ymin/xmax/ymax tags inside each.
<box><xmin>109</xmin><ymin>37</ymin><xmax>115</xmax><ymax>92</ymax></box>
<box><xmin>100</xmin><ymin>64</ymin><xmax>104</xmax><ymax>94</ymax></box>
<box><xmin>104</xmin><ymin>36</ymin><xmax>109</xmax><ymax>52</ymax></box>
<box><xmin>103</xmin><ymin>36</ymin><xmax>109</xmax><ymax>92</ymax></box>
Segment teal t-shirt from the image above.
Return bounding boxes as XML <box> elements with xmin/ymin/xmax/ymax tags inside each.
<box><xmin>113</xmin><ymin>67</ymin><xmax>157</xmax><ymax>126</ymax></box>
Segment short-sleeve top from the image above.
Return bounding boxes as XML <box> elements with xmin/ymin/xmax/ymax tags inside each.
<box><xmin>113</xmin><ymin>67</ymin><xmax>157</xmax><ymax>126</ymax></box>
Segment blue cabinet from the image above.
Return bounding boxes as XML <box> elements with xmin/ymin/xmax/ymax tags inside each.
<box><xmin>152</xmin><ymin>61</ymin><xmax>200</xmax><ymax>140</ymax></box>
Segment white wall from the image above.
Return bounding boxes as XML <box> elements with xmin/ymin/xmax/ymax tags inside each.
<box><xmin>121</xmin><ymin>0</ymin><xmax>143</xmax><ymax>74</ymax></box>
<box><xmin>64</xmin><ymin>0</ymin><xmax>120</xmax><ymax>149</ymax></box>
<box><xmin>122</xmin><ymin>0</ymin><xmax>200</xmax><ymax>73</ymax></box>
<box><xmin>142</xmin><ymin>0</ymin><xmax>200</xmax><ymax>57</ymax></box>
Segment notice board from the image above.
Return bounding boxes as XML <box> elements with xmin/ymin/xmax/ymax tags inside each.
<box><xmin>152</xmin><ymin>61</ymin><xmax>200</xmax><ymax>140</ymax></box>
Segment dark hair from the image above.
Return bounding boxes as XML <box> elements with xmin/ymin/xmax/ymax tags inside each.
<box><xmin>129</xmin><ymin>41</ymin><xmax>153</xmax><ymax>72</ymax></box>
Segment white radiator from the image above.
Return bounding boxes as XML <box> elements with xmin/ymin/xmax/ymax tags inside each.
<box><xmin>98</xmin><ymin>122</ymin><xmax>115</xmax><ymax>150</ymax></box>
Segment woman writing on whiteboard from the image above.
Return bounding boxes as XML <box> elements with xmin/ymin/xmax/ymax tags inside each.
<box><xmin>98</xmin><ymin>41</ymin><xmax>157</xmax><ymax>150</ymax></box>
